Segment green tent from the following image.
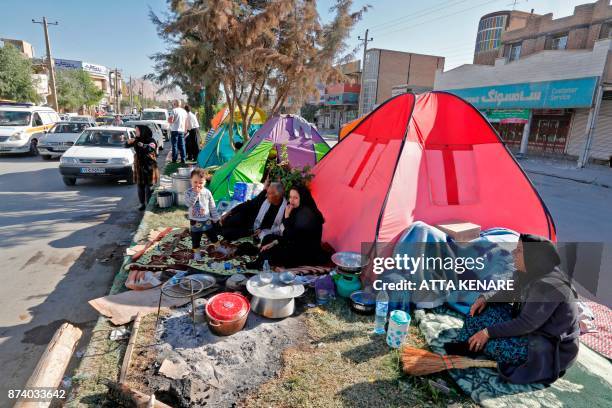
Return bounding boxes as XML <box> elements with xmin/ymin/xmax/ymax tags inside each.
<box><xmin>209</xmin><ymin>115</ymin><xmax>330</xmax><ymax>201</ymax></box>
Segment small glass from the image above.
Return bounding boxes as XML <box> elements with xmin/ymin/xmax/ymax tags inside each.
<box><xmin>316</xmin><ymin>288</ymin><xmax>330</xmax><ymax>305</ymax></box>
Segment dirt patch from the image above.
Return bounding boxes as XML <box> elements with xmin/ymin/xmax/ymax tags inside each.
<box><xmin>125</xmin><ymin>305</ymin><xmax>307</xmax><ymax>407</ymax></box>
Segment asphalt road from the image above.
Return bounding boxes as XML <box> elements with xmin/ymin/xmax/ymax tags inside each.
<box><xmin>0</xmin><ymin>149</ymin><xmax>165</xmax><ymax>407</ymax></box>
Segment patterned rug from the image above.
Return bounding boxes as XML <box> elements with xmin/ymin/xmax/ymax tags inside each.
<box><xmin>415</xmin><ymin>307</ymin><xmax>612</xmax><ymax>408</ymax></box>
<box><xmin>580</xmin><ymin>301</ymin><xmax>612</xmax><ymax>360</ymax></box>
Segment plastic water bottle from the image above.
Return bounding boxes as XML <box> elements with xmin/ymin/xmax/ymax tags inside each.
<box><xmin>263</xmin><ymin>260</ymin><xmax>271</xmax><ymax>273</ymax></box>
<box><xmin>374</xmin><ymin>290</ymin><xmax>389</xmax><ymax>334</ymax></box>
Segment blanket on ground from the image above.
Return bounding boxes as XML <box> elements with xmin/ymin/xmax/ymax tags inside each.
<box><xmin>579</xmin><ymin>300</ymin><xmax>612</xmax><ymax>359</ymax></box>
<box><xmin>385</xmin><ymin>221</ymin><xmax>518</xmax><ymax>313</ymax></box>
<box><xmin>415</xmin><ymin>307</ymin><xmax>612</xmax><ymax>407</ymax></box>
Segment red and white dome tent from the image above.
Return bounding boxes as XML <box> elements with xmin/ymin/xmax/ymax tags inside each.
<box><xmin>310</xmin><ymin>92</ymin><xmax>556</xmax><ymax>254</ymax></box>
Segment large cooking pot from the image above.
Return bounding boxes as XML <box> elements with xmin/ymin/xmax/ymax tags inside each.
<box><xmin>171</xmin><ymin>173</ymin><xmax>191</xmax><ymax>206</ymax></box>
<box><xmin>246</xmin><ymin>274</ymin><xmax>305</xmax><ymax>319</ymax></box>
<box><xmin>205</xmin><ymin>292</ymin><xmax>250</xmax><ymax>336</ymax></box>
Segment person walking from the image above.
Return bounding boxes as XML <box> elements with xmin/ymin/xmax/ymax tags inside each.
<box><xmin>184</xmin><ymin>105</ymin><xmax>201</xmax><ymax>161</ymax></box>
<box><xmin>112</xmin><ymin>114</ymin><xmax>123</xmax><ymax>126</ymax></box>
<box><xmin>168</xmin><ymin>99</ymin><xmax>188</xmax><ymax>163</ymax></box>
<box><xmin>125</xmin><ymin>125</ymin><xmax>159</xmax><ymax>211</ymax></box>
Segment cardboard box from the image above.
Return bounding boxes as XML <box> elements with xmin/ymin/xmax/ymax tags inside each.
<box><xmin>435</xmin><ymin>221</ymin><xmax>481</xmax><ymax>242</ymax></box>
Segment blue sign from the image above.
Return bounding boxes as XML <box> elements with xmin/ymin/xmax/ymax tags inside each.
<box><xmin>445</xmin><ymin>77</ymin><xmax>598</xmax><ymax>109</ymax></box>
<box><xmin>324</xmin><ymin>93</ymin><xmax>359</xmax><ymax>106</ymax></box>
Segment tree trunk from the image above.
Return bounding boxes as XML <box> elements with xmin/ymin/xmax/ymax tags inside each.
<box><xmin>14</xmin><ymin>323</ymin><xmax>82</xmax><ymax>408</ymax></box>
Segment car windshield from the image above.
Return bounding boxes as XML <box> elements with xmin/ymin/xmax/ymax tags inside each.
<box><xmin>75</xmin><ymin>130</ymin><xmax>127</xmax><ymax>147</ymax></box>
<box><xmin>141</xmin><ymin>111</ymin><xmax>166</xmax><ymax>121</ymax></box>
<box><xmin>51</xmin><ymin>123</ymin><xmax>88</xmax><ymax>133</ymax></box>
<box><xmin>0</xmin><ymin>111</ymin><xmax>31</xmax><ymax>126</ymax></box>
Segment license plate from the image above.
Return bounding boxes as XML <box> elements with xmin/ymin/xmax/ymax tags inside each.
<box><xmin>80</xmin><ymin>167</ymin><xmax>105</xmax><ymax>174</ymax></box>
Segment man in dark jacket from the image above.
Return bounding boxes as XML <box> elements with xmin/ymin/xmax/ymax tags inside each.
<box><xmin>466</xmin><ymin>234</ymin><xmax>580</xmax><ymax>385</ymax></box>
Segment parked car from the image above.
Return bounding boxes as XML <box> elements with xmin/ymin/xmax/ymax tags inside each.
<box><xmin>38</xmin><ymin>121</ymin><xmax>92</xmax><ymax>160</ymax></box>
<box><xmin>96</xmin><ymin>115</ymin><xmax>115</xmax><ymax>126</ymax></box>
<box><xmin>122</xmin><ymin>120</ymin><xmax>164</xmax><ymax>154</ymax></box>
<box><xmin>68</xmin><ymin>115</ymin><xmax>97</xmax><ymax>125</ymax></box>
<box><xmin>0</xmin><ymin>102</ymin><xmax>60</xmax><ymax>155</ymax></box>
<box><xmin>59</xmin><ymin>126</ymin><xmax>136</xmax><ymax>186</ymax></box>
<box><xmin>140</xmin><ymin>108</ymin><xmax>170</xmax><ymax>139</ymax></box>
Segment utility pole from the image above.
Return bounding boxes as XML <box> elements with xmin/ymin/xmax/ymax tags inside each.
<box><xmin>114</xmin><ymin>68</ymin><xmax>120</xmax><ymax>114</ymax></box>
<box><xmin>357</xmin><ymin>29</ymin><xmax>373</xmax><ymax>116</ymax></box>
<box><xmin>129</xmin><ymin>76</ymin><xmax>133</xmax><ymax>113</ymax></box>
<box><xmin>32</xmin><ymin>17</ymin><xmax>59</xmax><ymax>111</ymax></box>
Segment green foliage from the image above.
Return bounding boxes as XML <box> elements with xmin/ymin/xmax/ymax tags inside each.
<box><xmin>56</xmin><ymin>69</ymin><xmax>104</xmax><ymax>110</ymax></box>
<box><xmin>266</xmin><ymin>144</ymin><xmax>314</xmax><ymax>195</ymax></box>
<box><xmin>0</xmin><ymin>44</ymin><xmax>39</xmax><ymax>103</ymax></box>
<box><xmin>300</xmin><ymin>103</ymin><xmax>320</xmax><ymax>123</ymax></box>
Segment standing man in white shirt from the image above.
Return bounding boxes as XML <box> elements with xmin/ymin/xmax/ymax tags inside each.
<box><xmin>184</xmin><ymin>105</ymin><xmax>201</xmax><ymax>161</ymax></box>
<box><xmin>168</xmin><ymin>99</ymin><xmax>188</xmax><ymax>163</ymax></box>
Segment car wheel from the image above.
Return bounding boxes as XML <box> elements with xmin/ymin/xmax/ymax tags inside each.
<box><xmin>29</xmin><ymin>139</ymin><xmax>39</xmax><ymax>156</ymax></box>
<box><xmin>62</xmin><ymin>176</ymin><xmax>76</xmax><ymax>186</ymax></box>
<box><xmin>41</xmin><ymin>155</ymin><xmax>52</xmax><ymax>160</ymax></box>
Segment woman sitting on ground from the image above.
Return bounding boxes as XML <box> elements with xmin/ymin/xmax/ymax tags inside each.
<box><xmin>448</xmin><ymin>234</ymin><xmax>580</xmax><ymax>385</ymax></box>
<box><xmin>247</xmin><ymin>185</ymin><xmax>327</xmax><ymax>269</ymax></box>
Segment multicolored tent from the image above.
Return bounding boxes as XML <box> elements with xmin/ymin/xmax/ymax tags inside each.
<box><xmin>209</xmin><ymin>115</ymin><xmax>330</xmax><ymax>201</ymax></box>
<box><xmin>198</xmin><ymin>105</ymin><xmax>267</xmax><ymax>169</ymax></box>
<box><xmin>311</xmin><ymin>91</ymin><xmax>556</xmax><ymax>253</ymax></box>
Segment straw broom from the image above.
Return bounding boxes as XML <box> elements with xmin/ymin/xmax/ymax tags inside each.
<box><xmin>401</xmin><ymin>346</ymin><xmax>497</xmax><ymax>375</ymax></box>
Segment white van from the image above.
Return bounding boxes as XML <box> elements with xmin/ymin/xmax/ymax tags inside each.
<box><xmin>140</xmin><ymin>108</ymin><xmax>169</xmax><ymax>139</ymax></box>
<box><xmin>0</xmin><ymin>103</ymin><xmax>60</xmax><ymax>155</ymax></box>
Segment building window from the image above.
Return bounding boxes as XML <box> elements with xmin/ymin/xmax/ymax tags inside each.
<box><xmin>508</xmin><ymin>42</ymin><xmax>522</xmax><ymax>62</ymax></box>
<box><xmin>547</xmin><ymin>33</ymin><xmax>568</xmax><ymax>50</ymax></box>
<box><xmin>599</xmin><ymin>23</ymin><xmax>611</xmax><ymax>39</ymax></box>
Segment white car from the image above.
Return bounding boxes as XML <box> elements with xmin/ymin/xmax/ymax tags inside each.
<box><xmin>59</xmin><ymin>126</ymin><xmax>136</xmax><ymax>186</ymax></box>
<box><xmin>0</xmin><ymin>103</ymin><xmax>59</xmax><ymax>155</ymax></box>
<box><xmin>140</xmin><ymin>108</ymin><xmax>169</xmax><ymax>139</ymax></box>
<box><xmin>38</xmin><ymin>121</ymin><xmax>92</xmax><ymax>159</ymax></box>
<box><xmin>123</xmin><ymin>120</ymin><xmax>164</xmax><ymax>154</ymax></box>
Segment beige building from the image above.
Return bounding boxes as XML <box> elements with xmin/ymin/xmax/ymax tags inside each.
<box><xmin>0</xmin><ymin>38</ymin><xmax>35</xmax><ymax>58</ymax></box>
<box><xmin>360</xmin><ymin>49</ymin><xmax>444</xmax><ymax>115</ymax></box>
<box><xmin>436</xmin><ymin>0</ymin><xmax>612</xmax><ymax>166</ymax></box>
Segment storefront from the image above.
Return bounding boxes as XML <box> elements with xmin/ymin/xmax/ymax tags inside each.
<box><xmin>447</xmin><ymin>76</ymin><xmax>600</xmax><ymax>156</ymax></box>
<box><xmin>318</xmin><ymin>83</ymin><xmax>360</xmax><ymax>130</ymax></box>
<box><xmin>435</xmin><ymin>39</ymin><xmax>612</xmax><ymax>165</ymax></box>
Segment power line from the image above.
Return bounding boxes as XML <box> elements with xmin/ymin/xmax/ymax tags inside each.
<box><xmin>371</xmin><ymin>0</ymin><xmax>471</xmax><ymax>34</ymax></box>
<box><xmin>368</xmin><ymin>0</ymin><xmax>471</xmax><ymax>31</ymax></box>
<box><xmin>375</xmin><ymin>0</ymin><xmax>505</xmax><ymax>39</ymax></box>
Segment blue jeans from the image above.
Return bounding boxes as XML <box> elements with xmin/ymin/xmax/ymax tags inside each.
<box><xmin>170</xmin><ymin>131</ymin><xmax>186</xmax><ymax>162</ymax></box>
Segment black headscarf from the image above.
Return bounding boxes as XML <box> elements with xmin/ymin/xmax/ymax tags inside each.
<box><xmin>292</xmin><ymin>185</ymin><xmax>324</xmax><ymax>224</ymax></box>
<box><xmin>135</xmin><ymin>124</ymin><xmax>154</xmax><ymax>143</ymax></box>
<box><xmin>518</xmin><ymin>233</ymin><xmax>573</xmax><ymax>301</ymax></box>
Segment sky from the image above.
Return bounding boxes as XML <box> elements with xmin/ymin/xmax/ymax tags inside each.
<box><xmin>1</xmin><ymin>0</ymin><xmax>595</xmax><ymax>78</ymax></box>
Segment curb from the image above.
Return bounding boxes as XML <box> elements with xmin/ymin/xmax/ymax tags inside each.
<box><xmin>525</xmin><ymin>169</ymin><xmax>611</xmax><ymax>189</ymax></box>
<box><xmin>66</xmin><ymin>157</ymin><xmax>174</xmax><ymax>406</ymax></box>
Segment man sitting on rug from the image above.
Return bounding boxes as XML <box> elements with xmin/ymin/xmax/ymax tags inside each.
<box><xmin>219</xmin><ymin>181</ymin><xmax>287</xmax><ymax>242</ymax></box>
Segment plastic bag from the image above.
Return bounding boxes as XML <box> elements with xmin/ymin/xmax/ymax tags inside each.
<box><xmin>125</xmin><ymin>270</ymin><xmax>162</xmax><ymax>290</ymax></box>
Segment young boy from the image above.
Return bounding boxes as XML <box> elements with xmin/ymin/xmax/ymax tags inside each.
<box><xmin>184</xmin><ymin>168</ymin><xmax>220</xmax><ymax>261</ymax></box>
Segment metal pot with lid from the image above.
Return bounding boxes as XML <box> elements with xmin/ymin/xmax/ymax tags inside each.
<box><xmin>246</xmin><ymin>273</ymin><xmax>305</xmax><ymax>318</ymax></box>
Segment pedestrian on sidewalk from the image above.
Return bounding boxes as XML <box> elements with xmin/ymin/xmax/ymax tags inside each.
<box><xmin>112</xmin><ymin>114</ymin><xmax>123</xmax><ymax>126</ymax></box>
<box><xmin>185</xmin><ymin>105</ymin><xmax>201</xmax><ymax>161</ymax></box>
<box><xmin>126</xmin><ymin>125</ymin><xmax>159</xmax><ymax>211</ymax></box>
<box><xmin>169</xmin><ymin>99</ymin><xmax>188</xmax><ymax>163</ymax></box>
